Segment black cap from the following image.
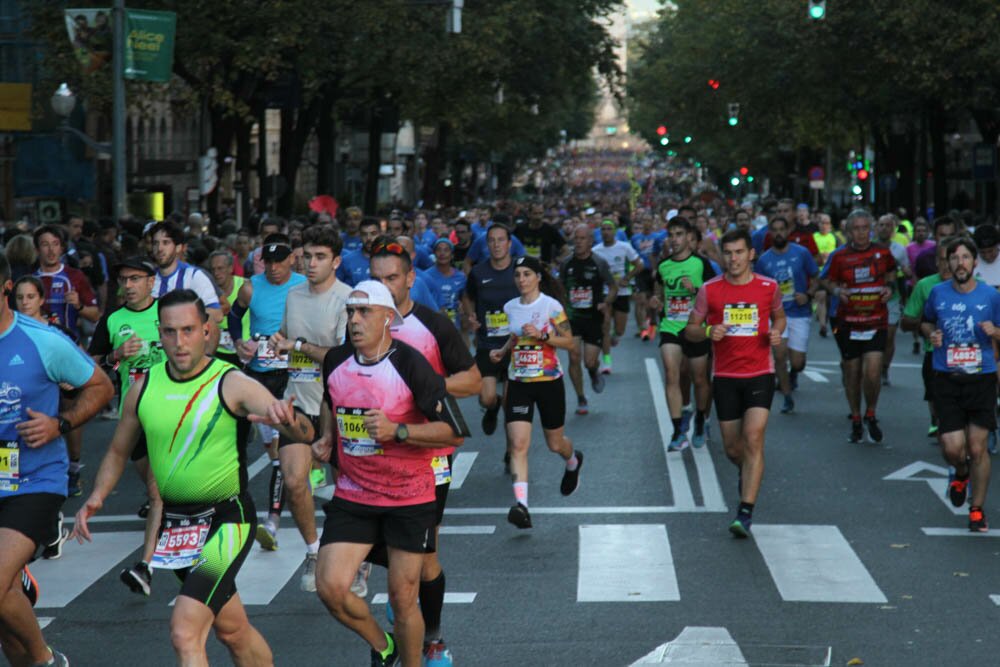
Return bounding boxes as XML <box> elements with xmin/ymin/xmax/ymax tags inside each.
<box><xmin>974</xmin><ymin>224</ymin><xmax>999</xmax><ymax>250</ymax></box>
<box><xmin>514</xmin><ymin>255</ymin><xmax>545</xmax><ymax>275</ymax></box>
<box><xmin>115</xmin><ymin>256</ymin><xmax>156</xmax><ymax>276</ymax></box>
<box><xmin>262</xmin><ymin>233</ymin><xmax>293</xmax><ymax>261</ymax></box>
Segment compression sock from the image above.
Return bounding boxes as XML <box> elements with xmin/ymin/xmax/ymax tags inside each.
<box><xmin>419</xmin><ymin>572</ymin><xmax>446</xmax><ymax>641</ymax></box>
<box><xmin>69</xmin><ymin>459</ymin><xmax>82</xmax><ymax>474</ymax></box>
<box><xmin>671</xmin><ymin>417</ymin><xmax>683</xmax><ymax>439</ymax></box>
<box><xmin>513</xmin><ymin>482</ymin><xmax>529</xmax><ymax>507</ymax></box>
<box><xmin>269</xmin><ymin>460</ymin><xmax>285</xmax><ymax>522</ymax></box>
<box><xmin>737</xmin><ymin>501</ymin><xmax>755</xmax><ymax>517</ymax></box>
<box><xmin>695</xmin><ymin>411</ymin><xmax>706</xmax><ymax>436</ymax></box>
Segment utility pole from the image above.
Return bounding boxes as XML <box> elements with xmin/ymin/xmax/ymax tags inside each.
<box><xmin>112</xmin><ymin>0</ymin><xmax>126</xmax><ymax>220</ymax></box>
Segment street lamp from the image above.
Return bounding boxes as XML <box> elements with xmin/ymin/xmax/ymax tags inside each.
<box><xmin>51</xmin><ymin>83</ymin><xmax>111</xmax><ymax>154</ymax></box>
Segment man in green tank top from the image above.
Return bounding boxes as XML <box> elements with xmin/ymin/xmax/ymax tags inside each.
<box><xmin>87</xmin><ymin>256</ymin><xmax>167</xmax><ymax>596</ymax></box>
<box><xmin>73</xmin><ymin>289</ymin><xmax>315</xmax><ymax>666</ymax></box>
<box><xmin>209</xmin><ymin>250</ymin><xmax>249</xmax><ymax>367</ymax></box>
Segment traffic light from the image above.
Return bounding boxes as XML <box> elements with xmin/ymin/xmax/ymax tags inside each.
<box><xmin>739</xmin><ymin>166</ymin><xmax>749</xmax><ymax>176</ymax></box>
<box><xmin>808</xmin><ymin>0</ymin><xmax>826</xmax><ymax>20</ymax></box>
<box><xmin>730</xmin><ymin>176</ymin><xmax>741</xmax><ymax>187</ymax></box>
<box><xmin>857</xmin><ymin>169</ymin><xmax>869</xmax><ymax>181</ymax></box>
<box><xmin>684</xmin><ymin>136</ymin><xmax>692</xmax><ymax>144</ymax></box>
<box><xmin>728</xmin><ymin>102</ymin><xmax>740</xmax><ymax>127</ymax></box>
<box><xmin>708</xmin><ymin>79</ymin><xmax>720</xmax><ymax>90</ymax></box>
<box><xmin>659</xmin><ymin>136</ymin><xmax>669</xmax><ymax>146</ymax></box>
<box><xmin>656</xmin><ymin>125</ymin><xmax>667</xmax><ymax>136</ymax></box>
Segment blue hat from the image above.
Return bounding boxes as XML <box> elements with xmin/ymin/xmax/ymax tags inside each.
<box><xmin>433</xmin><ymin>237</ymin><xmax>454</xmax><ymax>250</ymax></box>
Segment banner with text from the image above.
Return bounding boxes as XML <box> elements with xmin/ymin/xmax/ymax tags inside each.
<box><xmin>65</xmin><ymin>9</ymin><xmax>176</xmax><ymax>82</ymax></box>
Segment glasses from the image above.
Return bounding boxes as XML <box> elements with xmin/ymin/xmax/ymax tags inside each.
<box><xmin>371</xmin><ymin>241</ymin><xmax>406</xmax><ymax>256</ymax></box>
<box><xmin>118</xmin><ymin>274</ymin><xmax>151</xmax><ymax>284</ymax></box>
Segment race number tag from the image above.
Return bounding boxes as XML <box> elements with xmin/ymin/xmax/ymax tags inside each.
<box><xmin>666</xmin><ymin>296</ymin><xmax>692</xmax><ymax>321</ymax></box>
<box><xmin>127</xmin><ymin>366</ymin><xmax>149</xmax><ymax>389</ymax></box>
<box><xmin>337</xmin><ymin>407</ymin><xmax>381</xmax><ymax>456</ymax></box>
<box><xmin>151</xmin><ymin>511</ymin><xmax>212</xmax><ymax>570</ymax></box>
<box><xmin>219</xmin><ymin>330</ymin><xmax>234</xmax><ymax>349</ymax></box>
<box><xmin>722</xmin><ymin>303</ymin><xmax>759</xmax><ymax>337</ymax></box>
<box><xmin>779</xmin><ymin>279</ymin><xmax>794</xmax><ymax>300</ymax></box>
<box><xmin>255</xmin><ymin>336</ymin><xmax>289</xmax><ymax>370</ymax></box>
<box><xmin>431</xmin><ymin>456</ymin><xmax>452</xmax><ymax>485</ymax></box>
<box><xmin>570</xmin><ymin>287</ymin><xmax>593</xmax><ymax>309</ymax></box>
<box><xmin>512</xmin><ymin>345</ymin><xmax>545</xmax><ymax>379</ymax></box>
<box><xmin>849</xmin><ymin>329</ymin><xmax>877</xmax><ymax>341</ymax></box>
<box><xmin>288</xmin><ymin>351</ymin><xmax>321</xmax><ymax>382</ymax></box>
<box><xmin>485</xmin><ymin>311</ymin><xmax>510</xmax><ymax>337</ymax></box>
<box><xmin>0</xmin><ymin>441</ymin><xmax>20</xmax><ymax>492</ymax></box>
<box><xmin>525</xmin><ymin>244</ymin><xmax>541</xmax><ymax>259</ymax></box>
<box><xmin>947</xmin><ymin>344</ymin><xmax>982</xmax><ymax>373</ymax></box>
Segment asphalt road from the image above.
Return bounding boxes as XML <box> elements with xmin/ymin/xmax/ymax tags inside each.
<box><xmin>27</xmin><ymin>323</ymin><xmax>1000</xmax><ymax>666</ymax></box>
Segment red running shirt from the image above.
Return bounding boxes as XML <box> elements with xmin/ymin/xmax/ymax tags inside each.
<box><xmin>692</xmin><ymin>273</ymin><xmax>783</xmax><ymax>378</ymax></box>
<box><xmin>823</xmin><ymin>244</ymin><xmax>896</xmax><ymax>330</ymax></box>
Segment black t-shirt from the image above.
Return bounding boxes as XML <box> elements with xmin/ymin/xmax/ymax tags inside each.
<box><xmin>452</xmin><ymin>243</ymin><xmax>471</xmax><ymax>268</ymax></box>
<box><xmin>464</xmin><ymin>260</ymin><xmax>519</xmax><ymax>349</ymax></box>
<box><xmin>559</xmin><ymin>254</ymin><xmax>614</xmax><ymax>321</ymax></box>
<box><xmin>515</xmin><ymin>223</ymin><xmax>565</xmax><ymax>264</ymax></box>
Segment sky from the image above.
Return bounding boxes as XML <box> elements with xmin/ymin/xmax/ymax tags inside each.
<box><xmin>627</xmin><ymin>0</ymin><xmax>662</xmax><ymax>20</ymax></box>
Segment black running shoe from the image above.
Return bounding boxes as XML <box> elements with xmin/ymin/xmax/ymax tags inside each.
<box><xmin>42</xmin><ymin>512</ymin><xmax>68</xmax><ymax>560</ymax></box>
<box><xmin>507</xmin><ymin>503</ymin><xmax>532</xmax><ymax>529</ymax></box>
<box><xmin>120</xmin><ymin>560</ymin><xmax>153</xmax><ymax>596</ymax></box>
<box><xmin>949</xmin><ymin>477</ymin><xmax>969</xmax><ymax>508</ymax></box>
<box><xmin>21</xmin><ymin>566</ymin><xmax>38</xmax><ymax>607</ymax></box>
<box><xmin>729</xmin><ymin>512</ymin><xmax>752</xmax><ymax>538</ymax></box>
<box><xmin>560</xmin><ymin>451</ymin><xmax>583</xmax><ymax>496</ymax></box>
<box><xmin>137</xmin><ymin>499</ymin><xmax>150</xmax><ymax>519</ymax></box>
<box><xmin>864</xmin><ymin>416</ymin><xmax>883</xmax><ymax>443</ymax></box>
<box><xmin>481</xmin><ymin>401</ymin><xmax>500</xmax><ymax>436</ymax></box>
<box><xmin>848</xmin><ymin>420</ymin><xmax>863</xmax><ymax>443</ymax></box>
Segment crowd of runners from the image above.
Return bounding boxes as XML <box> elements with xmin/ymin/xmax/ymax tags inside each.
<box><xmin>1</xmin><ymin>148</ymin><xmax>998</xmax><ymax>666</ymax></box>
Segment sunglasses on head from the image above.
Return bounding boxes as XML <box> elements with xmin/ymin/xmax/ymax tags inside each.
<box><xmin>372</xmin><ymin>241</ymin><xmax>405</xmax><ymax>256</ymax></box>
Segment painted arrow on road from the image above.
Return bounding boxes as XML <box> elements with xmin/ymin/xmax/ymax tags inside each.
<box><xmin>883</xmin><ymin>460</ymin><xmax>964</xmax><ymax>516</ymax></box>
<box><xmin>629</xmin><ymin>626</ymin><xmax>832</xmax><ymax>666</ymax></box>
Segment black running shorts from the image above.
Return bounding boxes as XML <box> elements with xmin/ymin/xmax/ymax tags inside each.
<box><xmin>635</xmin><ymin>268</ymin><xmax>654</xmax><ymax>295</ymax></box>
<box><xmin>932</xmin><ymin>372</ymin><xmax>998</xmax><ymax>434</ymax></box>
<box><xmin>321</xmin><ymin>497</ymin><xmax>437</xmax><ymax>554</ymax></box>
<box><xmin>244</xmin><ymin>368</ymin><xmax>289</xmax><ymax>399</ymax></box>
<box><xmin>570</xmin><ymin>316</ymin><xmax>604</xmax><ymax>347</ymax></box>
<box><xmin>612</xmin><ymin>295</ymin><xmax>631</xmax><ymax>314</ymax></box>
<box><xmin>504</xmin><ymin>377</ymin><xmax>567</xmax><ymax>431</ymax></box>
<box><xmin>713</xmin><ymin>374</ymin><xmax>776</xmax><ymax>422</ymax></box>
<box><xmin>0</xmin><ymin>493</ymin><xmax>63</xmax><ymax>548</ymax></box>
<box><xmin>834</xmin><ymin>327</ymin><xmax>887</xmax><ymax>361</ymax></box>
<box><xmin>475</xmin><ymin>347</ymin><xmax>509</xmax><ymax>381</ymax></box>
<box><xmin>659</xmin><ymin>329</ymin><xmax>711</xmax><ymax>359</ymax></box>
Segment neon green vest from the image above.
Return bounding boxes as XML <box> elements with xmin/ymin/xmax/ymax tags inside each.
<box><xmin>219</xmin><ymin>276</ymin><xmax>250</xmax><ymax>354</ymax></box>
<box><xmin>106</xmin><ymin>300</ymin><xmax>165</xmax><ymax>413</ymax></box>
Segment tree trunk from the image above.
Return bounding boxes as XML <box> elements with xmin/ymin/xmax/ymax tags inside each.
<box><xmin>421</xmin><ymin>123</ymin><xmax>448</xmax><ymax>208</ymax></box>
<box><xmin>316</xmin><ymin>95</ymin><xmax>335</xmax><ymax>196</ymax></box>
<box><xmin>929</xmin><ymin>103</ymin><xmax>949</xmax><ymax>215</ymax></box>
<box><xmin>363</xmin><ymin>108</ymin><xmax>383</xmax><ymax>215</ymax></box>
<box><xmin>919</xmin><ymin>110</ymin><xmax>928</xmax><ymax>217</ymax></box>
<box><xmin>277</xmin><ymin>97</ymin><xmax>323</xmax><ymax>216</ymax></box>
<box><xmin>235</xmin><ymin>120</ymin><xmax>253</xmax><ymax>229</ymax></box>
<box><xmin>206</xmin><ymin>109</ymin><xmax>237</xmax><ymax>218</ymax></box>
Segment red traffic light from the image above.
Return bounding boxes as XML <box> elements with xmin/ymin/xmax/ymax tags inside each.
<box><xmin>656</xmin><ymin>125</ymin><xmax>667</xmax><ymax>136</ymax></box>
<box><xmin>739</xmin><ymin>166</ymin><xmax>749</xmax><ymax>176</ymax></box>
<box><xmin>857</xmin><ymin>169</ymin><xmax>869</xmax><ymax>180</ymax></box>
<box><xmin>708</xmin><ymin>79</ymin><xmax>720</xmax><ymax>90</ymax></box>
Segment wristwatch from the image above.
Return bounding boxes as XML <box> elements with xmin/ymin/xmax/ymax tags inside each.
<box><xmin>57</xmin><ymin>416</ymin><xmax>73</xmax><ymax>434</ymax></box>
<box><xmin>394</xmin><ymin>424</ymin><xmax>409</xmax><ymax>443</ymax></box>
<box><xmin>541</xmin><ymin>331</ymin><xmax>550</xmax><ymax>342</ymax></box>
<box><xmin>294</xmin><ymin>337</ymin><xmax>307</xmax><ymax>352</ymax></box>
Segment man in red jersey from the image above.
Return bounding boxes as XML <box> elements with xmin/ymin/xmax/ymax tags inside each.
<box><xmin>820</xmin><ymin>210</ymin><xmax>896</xmax><ymax>444</ymax></box>
<box><xmin>685</xmin><ymin>228</ymin><xmax>784</xmax><ymax>538</ymax></box>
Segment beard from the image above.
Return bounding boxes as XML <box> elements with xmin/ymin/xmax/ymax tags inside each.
<box><xmin>954</xmin><ymin>270</ymin><xmax>972</xmax><ymax>284</ymax></box>
<box><xmin>772</xmin><ymin>236</ymin><xmax>788</xmax><ymax>249</ymax></box>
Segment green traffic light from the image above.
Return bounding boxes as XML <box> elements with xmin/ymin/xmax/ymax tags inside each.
<box><xmin>660</xmin><ymin>136</ymin><xmax>669</xmax><ymax>146</ymax></box>
<box><xmin>747</xmin><ymin>175</ymin><xmax>754</xmax><ymax>183</ymax></box>
<box><xmin>730</xmin><ymin>176</ymin><xmax>740</xmax><ymax>186</ymax></box>
<box><xmin>728</xmin><ymin>117</ymin><xmax>738</xmax><ymax>127</ymax></box>
<box><xmin>684</xmin><ymin>136</ymin><xmax>692</xmax><ymax>144</ymax></box>
<box><xmin>809</xmin><ymin>6</ymin><xmax>825</xmax><ymax>19</ymax></box>
<box><xmin>667</xmin><ymin>150</ymin><xmax>677</xmax><ymax>157</ymax></box>
<box><xmin>694</xmin><ymin>162</ymin><xmax>702</xmax><ymax>168</ymax></box>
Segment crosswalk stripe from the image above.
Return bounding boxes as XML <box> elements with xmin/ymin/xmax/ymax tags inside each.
<box><xmin>33</xmin><ymin>531</ymin><xmax>143</xmax><ymax>608</ymax></box>
<box><xmin>236</xmin><ymin>529</ymin><xmax>308</xmax><ymax>605</ymax></box>
<box><xmin>645</xmin><ymin>359</ymin><xmax>695</xmax><ymax>510</ymax></box>
<box><xmin>922</xmin><ymin>527</ymin><xmax>1000</xmax><ymax>537</ymax></box>
<box><xmin>990</xmin><ymin>594</ymin><xmax>1000</xmax><ymax>606</ymax></box>
<box><xmin>801</xmin><ymin>369</ymin><xmax>829</xmax><ymax>383</ymax></box>
<box><xmin>753</xmin><ymin>524</ymin><xmax>887</xmax><ymax>603</ymax></box>
<box><xmin>577</xmin><ymin>524</ymin><xmax>679</xmax><ymax>602</ymax></box>
<box><xmin>371</xmin><ymin>592</ymin><xmax>476</xmax><ymax>604</ymax></box>
<box><xmin>38</xmin><ymin>617</ymin><xmax>55</xmax><ymax>629</ymax></box>
<box><xmin>449</xmin><ymin>452</ymin><xmax>477</xmax><ymax>490</ymax></box>
<box><xmin>439</xmin><ymin>525</ymin><xmax>495</xmax><ymax>535</ymax></box>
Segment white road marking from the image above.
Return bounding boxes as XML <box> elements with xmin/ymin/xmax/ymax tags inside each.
<box><xmin>38</xmin><ymin>617</ymin><xmax>55</xmax><ymax>629</ymax></box>
<box><xmin>690</xmin><ymin>441</ymin><xmax>726</xmax><ymax>511</ymax></box>
<box><xmin>33</xmin><ymin>531</ymin><xmax>144</xmax><ymax>608</ymax></box>
<box><xmin>247</xmin><ymin>453</ymin><xmax>270</xmax><ymax>480</ymax></box>
<box><xmin>236</xmin><ymin>529</ymin><xmax>310</xmax><ymax>604</ymax></box>
<box><xmin>439</xmin><ymin>525</ymin><xmax>495</xmax><ymax>535</ymax></box>
<box><xmin>753</xmin><ymin>524</ymin><xmax>887</xmax><ymax>603</ymax></box>
<box><xmin>801</xmin><ymin>369</ymin><xmax>829</xmax><ymax>383</ymax></box>
<box><xmin>922</xmin><ymin>527</ymin><xmax>1000</xmax><ymax>537</ymax></box>
<box><xmin>809</xmin><ymin>359</ymin><xmax>920</xmax><ymax>369</ymax></box>
<box><xmin>645</xmin><ymin>358</ymin><xmax>695</xmax><ymax>510</ymax></box>
<box><xmin>631</xmin><ymin>627</ymin><xmax>746</xmax><ymax>664</ymax></box>
<box><xmin>577</xmin><ymin>524</ymin><xmax>679</xmax><ymax>602</ymax></box>
<box><xmin>884</xmin><ymin>461</ymin><xmax>964</xmax><ymax>516</ymax></box>
<box><xmin>449</xmin><ymin>451</ymin><xmax>478</xmax><ymax>490</ymax></box>
<box><xmin>371</xmin><ymin>592</ymin><xmax>476</xmax><ymax>604</ymax></box>
<box><xmin>990</xmin><ymin>594</ymin><xmax>1000</xmax><ymax>606</ymax></box>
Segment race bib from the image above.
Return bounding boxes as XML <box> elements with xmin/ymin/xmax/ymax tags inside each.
<box><xmin>219</xmin><ymin>330</ymin><xmax>234</xmax><ymax>349</ymax></box>
<box><xmin>722</xmin><ymin>303</ymin><xmax>759</xmax><ymax>337</ymax></box>
<box><xmin>127</xmin><ymin>366</ymin><xmax>149</xmax><ymax>389</ymax></box>
<box><xmin>485</xmin><ymin>311</ymin><xmax>510</xmax><ymax>338</ymax></box>
<box><xmin>254</xmin><ymin>336</ymin><xmax>289</xmax><ymax>370</ymax></box>
<box><xmin>666</xmin><ymin>296</ymin><xmax>692</xmax><ymax>321</ymax></box>
<box><xmin>849</xmin><ymin>329</ymin><xmax>877</xmax><ymax>341</ymax></box>
<box><xmin>570</xmin><ymin>287</ymin><xmax>593</xmax><ymax>309</ymax></box>
<box><xmin>779</xmin><ymin>279</ymin><xmax>794</xmax><ymax>300</ymax></box>
<box><xmin>525</xmin><ymin>244</ymin><xmax>541</xmax><ymax>259</ymax></box>
<box><xmin>151</xmin><ymin>511</ymin><xmax>212</xmax><ymax>570</ymax></box>
<box><xmin>947</xmin><ymin>344</ymin><xmax>982</xmax><ymax>373</ymax></box>
<box><xmin>512</xmin><ymin>345</ymin><xmax>545</xmax><ymax>379</ymax></box>
<box><xmin>0</xmin><ymin>441</ymin><xmax>19</xmax><ymax>492</ymax></box>
<box><xmin>337</xmin><ymin>407</ymin><xmax>381</xmax><ymax>456</ymax></box>
<box><xmin>446</xmin><ymin>308</ymin><xmax>457</xmax><ymax>324</ymax></box>
<box><xmin>288</xmin><ymin>350</ymin><xmax>321</xmax><ymax>382</ymax></box>
<box><xmin>431</xmin><ymin>455</ymin><xmax>452</xmax><ymax>485</ymax></box>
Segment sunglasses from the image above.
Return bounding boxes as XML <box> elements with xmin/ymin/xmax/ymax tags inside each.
<box><xmin>372</xmin><ymin>241</ymin><xmax>406</xmax><ymax>256</ymax></box>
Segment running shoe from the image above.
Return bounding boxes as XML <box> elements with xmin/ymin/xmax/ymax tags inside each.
<box><xmin>667</xmin><ymin>434</ymin><xmax>689</xmax><ymax>452</ymax></box>
<box><xmin>679</xmin><ymin>408</ymin><xmax>693</xmax><ymax>435</ymax></box>
<box><xmin>969</xmin><ymin>507</ymin><xmax>989</xmax><ymax>533</ymax></box>
<box><xmin>780</xmin><ymin>395</ymin><xmax>794</xmax><ymax>414</ymax></box>
<box><xmin>44</xmin><ymin>648</ymin><xmax>69</xmax><ymax>667</ymax></box>
<box><xmin>351</xmin><ymin>561</ymin><xmax>372</xmax><ymax>598</ymax></box>
<box><xmin>137</xmin><ymin>500</ymin><xmax>150</xmax><ymax>519</ymax></box>
<box><xmin>990</xmin><ymin>430</ymin><xmax>998</xmax><ymax>456</ymax></box>
<box><xmin>600</xmin><ymin>354</ymin><xmax>612</xmax><ymax>374</ymax></box>
<box><xmin>481</xmin><ymin>401</ymin><xmax>501</xmax><ymax>436</ymax></box>
<box><xmin>120</xmin><ymin>561</ymin><xmax>152</xmax><ymax>596</ymax></box>
<box><xmin>560</xmin><ymin>451</ymin><xmax>584</xmax><ymax>496</ymax></box>
<box><xmin>864</xmin><ymin>416</ymin><xmax>883</xmax><ymax>443</ymax></box>
<box><xmin>386</xmin><ymin>601</ymin><xmax>394</xmax><ymax>626</ymax></box>
<box><xmin>927</xmin><ymin>424</ymin><xmax>939</xmax><ymax>438</ymax></box>
<box><xmin>371</xmin><ymin>633</ymin><xmax>400</xmax><ymax>667</ymax></box>
<box><xmin>639</xmin><ymin>328</ymin><xmax>650</xmax><ymax>341</ymax></box>
<box><xmin>300</xmin><ymin>552</ymin><xmax>318</xmax><ymax>592</ymax></box>
<box><xmin>949</xmin><ymin>476</ymin><xmax>969</xmax><ymax>508</ymax></box>
<box><xmin>42</xmin><ymin>512</ymin><xmax>67</xmax><ymax>560</ymax></box>
<box><xmin>255</xmin><ymin>522</ymin><xmax>279</xmax><ymax>551</ymax></box>
<box><xmin>848</xmin><ymin>420</ymin><xmax>864</xmax><ymax>443</ymax></box>
<box><xmin>507</xmin><ymin>502</ymin><xmax>532</xmax><ymax>529</ymax></box>
<box><xmin>728</xmin><ymin>513</ymin><xmax>752</xmax><ymax>538</ymax></box>
<box><xmin>21</xmin><ymin>566</ymin><xmax>38</xmax><ymax>607</ymax></box>
<box><xmin>423</xmin><ymin>639</ymin><xmax>454</xmax><ymax>667</ymax></box>
<box><xmin>591</xmin><ymin>369</ymin><xmax>606</xmax><ymax>393</ymax></box>
<box><xmin>310</xmin><ymin>467</ymin><xmax>327</xmax><ymax>489</ymax></box>
<box><xmin>912</xmin><ymin>340</ymin><xmax>920</xmax><ymax>355</ymax></box>
<box><xmin>646</xmin><ymin>324</ymin><xmax>658</xmax><ymax>340</ymax></box>
<box><xmin>691</xmin><ymin>430</ymin><xmax>707</xmax><ymax>449</ymax></box>
<box><xmin>99</xmin><ymin>405</ymin><xmax>119</xmax><ymax>420</ymax></box>
<box><xmin>819</xmin><ymin>325</ymin><xmax>828</xmax><ymax>338</ymax></box>
<box><xmin>67</xmin><ymin>469</ymin><xmax>82</xmax><ymax>497</ymax></box>
<box><xmin>576</xmin><ymin>398</ymin><xmax>589</xmax><ymax>415</ymax></box>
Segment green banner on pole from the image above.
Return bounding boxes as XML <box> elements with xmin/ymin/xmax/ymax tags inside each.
<box><xmin>123</xmin><ymin>9</ymin><xmax>176</xmax><ymax>82</ymax></box>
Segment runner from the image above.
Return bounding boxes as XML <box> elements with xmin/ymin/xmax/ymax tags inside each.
<box><xmin>514</xmin><ymin>206</ymin><xmax>567</xmax><ymax>264</ymax></box>
<box><xmin>208</xmin><ymin>249</ymin><xmax>250</xmax><ymax>367</ymax></box>
<box><xmin>560</xmin><ymin>224</ymin><xmax>616</xmax><ymax>415</ymax></box>
<box><xmin>423</xmin><ymin>238</ymin><xmax>468</xmax><ymax>332</ymax></box>
<box><xmin>921</xmin><ymin>238</ymin><xmax>1000</xmax><ymax>532</ymax></box>
<box><xmin>755</xmin><ymin>216</ymin><xmax>818</xmax><ymax>413</ymax></box>
<box><xmin>0</xmin><ymin>251</ymin><xmax>114</xmax><ymax>667</ymax></box>
<box><xmin>821</xmin><ymin>210</ymin><xmax>896</xmax><ymax>443</ymax></box>
<box><xmin>812</xmin><ymin>213</ymin><xmax>838</xmax><ymax>337</ymax></box>
<box><xmin>312</xmin><ymin>280</ymin><xmax>464</xmax><ymax>667</ymax></box>
<box><xmin>266</xmin><ymin>225</ymin><xmax>351</xmax><ymax>592</ymax></box>
<box><xmin>489</xmin><ymin>255</ymin><xmax>582</xmax><ymax>529</ymax></box>
<box><xmin>684</xmin><ymin>229</ymin><xmax>785</xmax><ymax>537</ymax></box>
<box><xmin>73</xmin><ymin>289</ymin><xmax>313</xmax><ymax>666</ymax></box>
<box><xmin>230</xmin><ymin>233</ymin><xmax>306</xmax><ymax>551</ymax></box>
<box><xmin>630</xmin><ymin>214</ymin><xmax>666</xmax><ymax>341</ymax></box>
<box><xmin>649</xmin><ymin>217</ymin><xmax>716</xmax><ymax>449</ymax></box>
<box><xmin>87</xmin><ymin>257</ymin><xmax>168</xmax><ymax>596</ymax></box>
<box><xmin>462</xmin><ymin>224</ymin><xmax>521</xmax><ymax>437</ymax></box>
<box><xmin>874</xmin><ymin>214</ymin><xmax>912</xmax><ymax>386</ymax></box>
<box><xmin>337</xmin><ymin>218</ymin><xmax>382</xmax><ymax>286</ymax></box>
<box><xmin>593</xmin><ymin>219</ymin><xmax>641</xmax><ymax>373</ymax></box>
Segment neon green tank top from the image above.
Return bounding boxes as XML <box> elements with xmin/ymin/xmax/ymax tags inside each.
<box><xmin>219</xmin><ymin>276</ymin><xmax>250</xmax><ymax>354</ymax></box>
<box><xmin>137</xmin><ymin>357</ymin><xmax>248</xmax><ymax>505</ymax></box>
<box><xmin>656</xmin><ymin>254</ymin><xmax>715</xmax><ymax>335</ymax></box>
<box><xmin>106</xmin><ymin>301</ymin><xmax>166</xmax><ymax>413</ymax></box>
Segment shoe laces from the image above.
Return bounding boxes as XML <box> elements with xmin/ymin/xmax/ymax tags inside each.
<box><xmin>951</xmin><ymin>478</ymin><xmax>969</xmax><ymax>492</ymax></box>
<box><xmin>970</xmin><ymin>508</ymin><xmax>985</xmax><ymax>522</ymax></box>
